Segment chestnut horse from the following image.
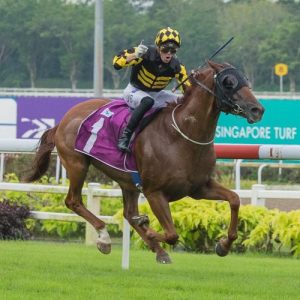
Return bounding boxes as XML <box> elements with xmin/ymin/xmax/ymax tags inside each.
<box><xmin>25</xmin><ymin>61</ymin><xmax>264</xmax><ymax>264</ymax></box>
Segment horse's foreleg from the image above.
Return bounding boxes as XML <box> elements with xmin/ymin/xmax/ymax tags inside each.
<box><xmin>201</xmin><ymin>179</ymin><xmax>240</xmax><ymax>256</ymax></box>
<box><xmin>144</xmin><ymin>191</ymin><xmax>179</xmax><ymax>250</ymax></box>
<box><xmin>122</xmin><ymin>189</ymin><xmax>171</xmax><ymax>264</ymax></box>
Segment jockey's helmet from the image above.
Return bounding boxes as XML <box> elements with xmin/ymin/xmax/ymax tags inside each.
<box><xmin>155</xmin><ymin>27</ymin><xmax>181</xmax><ymax>48</ymax></box>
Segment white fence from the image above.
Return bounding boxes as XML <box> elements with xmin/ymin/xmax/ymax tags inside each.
<box><xmin>1</xmin><ymin>88</ymin><xmax>300</xmax><ymax>99</ymax></box>
<box><xmin>234</xmin><ymin>184</ymin><xmax>300</xmax><ymax>207</ymax></box>
<box><xmin>0</xmin><ymin>181</ymin><xmax>132</xmax><ymax>269</ymax></box>
<box><xmin>1</xmin><ymin>182</ymin><xmax>300</xmax><ymax>269</ymax></box>
<box><xmin>0</xmin><ymin>139</ymin><xmax>300</xmax><ymax>269</ymax></box>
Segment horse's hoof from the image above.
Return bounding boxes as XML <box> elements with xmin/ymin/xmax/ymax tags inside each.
<box><xmin>96</xmin><ymin>241</ymin><xmax>111</xmax><ymax>254</ymax></box>
<box><xmin>132</xmin><ymin>215</ymin><xmax>149</xmax><ymax>227</ymax></box>
<box><xmin>215</xmin><ymin>242</ymin><xmax>229</xmax><ymax>257</ymax></box>
<box><xmin>96</xmin><ymin>227</ymin><xmax>111</xmax><ymax>254</ymax></box>
<box><xmin>156</xmin><ymin>253</ymin><xmax>172</xmax><ymax>264</ymax></box>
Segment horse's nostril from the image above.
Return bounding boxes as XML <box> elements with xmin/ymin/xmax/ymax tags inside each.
<box><xmin>248</xmin><ymin>105</ymin><xmax>264</xmax><ymax>123</ymax></box>
<box><xmin>251</xmin><ymin>106</ymin><xmax>264</xmax><ymax>116</ymax></box>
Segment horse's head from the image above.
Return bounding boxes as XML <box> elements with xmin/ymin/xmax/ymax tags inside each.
<box><xmin>192</xmin><ymin>60</ymin><xmax>264</xmax><ymax>124</ymax></box>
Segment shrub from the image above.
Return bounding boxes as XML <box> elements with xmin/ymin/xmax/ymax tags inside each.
<box><xmin>0</xmin><ymin>199</ymin><xmax>31</xmax><ymax>240</ymax></box>
<box><xmin>244</xmin><ymin>209</ymin><xmax>300</xmax><ymax>256</ymax></box>
<box><xmin>114</xmin><ymin>199</ymin><xmax>300</xmax><ymax>257</ymax></box>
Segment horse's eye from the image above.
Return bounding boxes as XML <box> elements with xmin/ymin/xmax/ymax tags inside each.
<box><xmin>222</xmin><ymin>75</ymin><xmax>238</xmax><ymax>89</ymax></box>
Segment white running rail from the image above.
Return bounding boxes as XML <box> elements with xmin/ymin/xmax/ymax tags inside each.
<box><xmin>0</xmin><ymin>181</ymin><xmax>132</xmax><ymax>269</ymax></box>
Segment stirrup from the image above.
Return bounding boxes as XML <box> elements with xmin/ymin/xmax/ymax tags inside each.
<box><xmin>118</xmin><ymin>137</ymin><xmax>131</xmax><ymax>153</ymax></box>
<box><xmin>118</xmin><ymin>143</ymin><xmax>131</xmax><ymax>153</ymax></box>
<box><xmin>118</xmin><ymin>128</ymin><xmax>132</xmax><ymax>153</ymax></box>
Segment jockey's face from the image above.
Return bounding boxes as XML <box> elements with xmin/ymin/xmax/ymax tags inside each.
<box><xmin>159</xmin><ymin>43</ymin><xmax>177</xmax><ymax>63</ymax></box>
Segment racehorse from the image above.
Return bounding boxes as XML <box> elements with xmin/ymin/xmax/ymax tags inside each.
<box><xmin>25</xmin><ymin>61</ymin><xmax>264</xmax><ymax>264</ymax></box>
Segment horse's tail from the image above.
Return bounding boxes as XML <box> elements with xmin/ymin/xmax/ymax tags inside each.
<box><xmin>24</xmin><ymin>125</ymin><xmax>58</xmax><ymax>182</ymax></box>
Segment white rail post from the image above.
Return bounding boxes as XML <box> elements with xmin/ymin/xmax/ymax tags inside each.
<box><xmin>61</xmin><ymin>166</ymin><xmax>67</xmax><ymax>185</ymax></box>
<box><xmin>55</xmin><ymin>155</ymin><xmax>61</xmax><ymax>183</ymax></box>
<box><xmin>251</xmin><ymin>184</ymin><xmax>266</xmax><ymax>207</ymax></box>
<box><xmin>0</xmin><ymin>153</ymin><xmax>4</xmax><ymax>182</ymax></box>
<box><xmin>85</xmin><ymin>182</ymin><xmax>100</xmax><ymax>245</ymax></box>
<box><xmin>122</xmin><ymin>219</ymin><xmax>130</xmax><ymax>270</ymax></box>
<box><xmin>257</xmin><ymin>163</ymin><xmax>268</xmax><ymax>184</ymax></box>
<box><xmin>235</xmin><ymin>159</ymin><xmax>243</xmax><ymax>190</ymax></box>
<box><xmin>121</xmin><ymin>193</ymin><xmax>145</xmax><ymax>269</ymax></box>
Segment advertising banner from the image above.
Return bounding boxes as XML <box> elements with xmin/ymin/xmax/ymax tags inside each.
<box><xmin>216</xmin><ymin>99</ymin><xmax>300</xmax><ymax>145</ymax></box>
<box><xmin>0</xmin><ymin>96</ymin><xmax>299</xmax><ymax>145</ymax></box>
<box><xmin>16</xmin><ymin>96</ymin><xmax>87</xmax><ymax>139</ymax></box>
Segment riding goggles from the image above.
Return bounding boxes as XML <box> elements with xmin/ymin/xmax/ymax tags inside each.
<box><xmin>160</xmin><ymin>45</ymin><xmax>177</xmax><ymax>54</ymax></box>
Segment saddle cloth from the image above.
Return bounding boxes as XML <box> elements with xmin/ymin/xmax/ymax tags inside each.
<box><xmin>75</xmin><ymin>99</ymin><xmax>156</xmax><ymax>172</ymax></box>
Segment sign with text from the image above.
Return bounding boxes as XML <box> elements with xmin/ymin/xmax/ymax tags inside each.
<box><xmin>216</xmin><ymin>100</ymin><xmax>299</xmax><ymax>145</ymax></box>
<box><xmin>0</xmin><ymin>96</ymin><xmax>299</xmax><ymax>145</ymax></box>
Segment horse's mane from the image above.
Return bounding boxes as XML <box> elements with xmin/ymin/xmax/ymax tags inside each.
<box><xmin>175</xmin><ymin>65</ymin><xmax>213</xmax><ymax>105</ymax></box>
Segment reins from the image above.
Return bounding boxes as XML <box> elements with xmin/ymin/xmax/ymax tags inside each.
<box><xmin>173</xmin><ymin>37</ymin><xmax>234</xmax><ymax>92</ymax></box>
<box><xmin>171</xmin><ymin>65</ymin><xmax>248</xmax><ymax>146</ymax></box>
<box><xmin>170</xmin><ymin>70</ymin><xmax>216</xmax><ymax>146</ymax></box>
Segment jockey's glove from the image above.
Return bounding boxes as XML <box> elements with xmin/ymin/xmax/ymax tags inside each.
<box><xmin>135</xmin><ymin>44</ymin><xmax>148</xmax><ymax>58</ymax></box>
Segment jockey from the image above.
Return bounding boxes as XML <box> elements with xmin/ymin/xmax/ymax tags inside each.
<box><xmin>113</xmin><ymin>26</ymin><xmax>191</xmax><ymax>153</ymax></box>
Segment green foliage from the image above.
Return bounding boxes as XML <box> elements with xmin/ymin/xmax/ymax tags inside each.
<box><xmin>1</xmin><ymin>0</ymin><xmax>299</xmax><ymax>90</ymax></box>
<box><xmin>114</xmin><ymin>198</ymin><xmax>300</xmax><ymax>257</ymax></box>
<box><xmin>245</xmin><ymin>209</ymin><xmax>300</xmax><ymax>256</ymax></box>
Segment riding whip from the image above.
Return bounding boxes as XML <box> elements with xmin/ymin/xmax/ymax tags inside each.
<box><xmin>172</xmin><ymin>36</ymin><xmax>234</xmax><ymax>92</ymax></box>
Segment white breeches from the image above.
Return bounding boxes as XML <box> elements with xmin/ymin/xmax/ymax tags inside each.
<box><xmin>123</xmin><ymin>83</ymin><xmax>179</xmax><ymax>109</ymax></box>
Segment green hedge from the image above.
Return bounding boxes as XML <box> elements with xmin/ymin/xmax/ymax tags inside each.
<box><xmin>2</xmin><ymin>173</ymin><xmax>300</xmax><ymax>257</ymax></box>
<box><xmin>114</xmin><ymin>198</ymin><xmax>300</xmax><ymax>257</ymax></box>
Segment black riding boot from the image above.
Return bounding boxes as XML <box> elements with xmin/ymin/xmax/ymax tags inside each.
<box><xmin>118</xmin><ymin>96</ymin><xmax>154</xmax><ymax>153</ymax></box>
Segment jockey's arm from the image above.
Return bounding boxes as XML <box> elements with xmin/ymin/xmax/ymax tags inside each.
<box><xmin>125</xmin><ymin>53</ymin><xmax>138</xmax><ymax>63</ymax></box>
<box><xmin>175</xmin><ymin>64</ymin><xmax>191</xmax><ymax>93</ymax></box>
<box><xmin>113</xmin><ymin>47</ymin><xmax>143</xmax><ymax>70</ymax></box>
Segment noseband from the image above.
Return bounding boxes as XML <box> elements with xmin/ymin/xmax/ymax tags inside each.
<box><xmin>192</xmin><ymin>66</ymin><xmax>249</xmax><ymax>114</ymax></box>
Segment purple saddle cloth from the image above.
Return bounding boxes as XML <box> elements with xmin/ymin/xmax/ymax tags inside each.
<box><xmin>75</xmin><ymin>99</ymin><xmax>154</xmax><ymax>172</ymax></box>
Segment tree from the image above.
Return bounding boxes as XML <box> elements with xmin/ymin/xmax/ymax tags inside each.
<box><xmin>0</xmin><ymin>1</ymin><xmax>16</xmax><ymax>69</ymax></box>
<box><xmin>6</xmin><ymin>0</ymin><xmax>60</xmax><ymax>88</ymax></box>
<box><xmin>48</xmin><ymin>1</ymin><xmax>94</xmax><ymax>89</ymax></box>
<box><xmin>217</xmin><ymin>0</ymin><xmax>289</xmax><ymax>88</ymax></box>
<box><xmin>258</xmin><ymin>16</ymin><xmax>300</xmax><ymax>92</ymax></box>
<box><xmin>103</xmin><ymin>0</ymin><xmax>149</xmax><ymax>88</ymax></box>
<box><xmin>175</xmin><ymin>0</ymin><xmax>221</xmax><ymax>70</ymax></box>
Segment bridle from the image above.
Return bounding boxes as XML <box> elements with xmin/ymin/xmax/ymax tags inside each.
<box><xmin>171</xmin><ymin>66</ymin><xmax>249</xmax><ymax>146</ymax></box>
<box><xmin>191</xmin><ymin>66</ymin><xmax>249</xmax><ymax>114</ymax></box>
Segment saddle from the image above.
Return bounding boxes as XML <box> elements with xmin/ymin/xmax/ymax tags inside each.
<box><xmin>75</xmin><ymin>99</ymin><xmax>159</xmax><ymax>172</ymax></box>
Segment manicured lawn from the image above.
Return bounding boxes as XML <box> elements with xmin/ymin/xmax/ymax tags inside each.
<box><xmin>0</xmin><ymin>241</ymin><xmax>299</xmax><ymax>300</ymax></box>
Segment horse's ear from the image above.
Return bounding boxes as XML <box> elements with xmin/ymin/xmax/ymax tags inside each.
<box><xmin>223</xmin><ymin>62</ymin><xmax>232</xmax><ymax>68</ymax></box>
<box><xmin>207</xmin><ymin>60</ymin><xmax>223</xmax><ymax>72</ymax></box>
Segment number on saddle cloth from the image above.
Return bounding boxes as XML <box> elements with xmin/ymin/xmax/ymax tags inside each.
<box><xmin>74</xmin><ymin>99</ymin><xmax>160</xmax><ymax>172</ymax></box>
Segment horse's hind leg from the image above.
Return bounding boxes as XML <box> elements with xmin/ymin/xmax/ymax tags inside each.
<box><xmin>61</xmin><ymin>153</ymin><xmax>111</xmax><ymax>254</ymax></box>
<box><xmin>122</xmin><ymin>189</ymin><xmax>171</xmax><ymax>264</ymax></box>
<box><xmin>201</xmin><ymin>179</ymin><xmax>240</xmax><ymax>256</ymax></box>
